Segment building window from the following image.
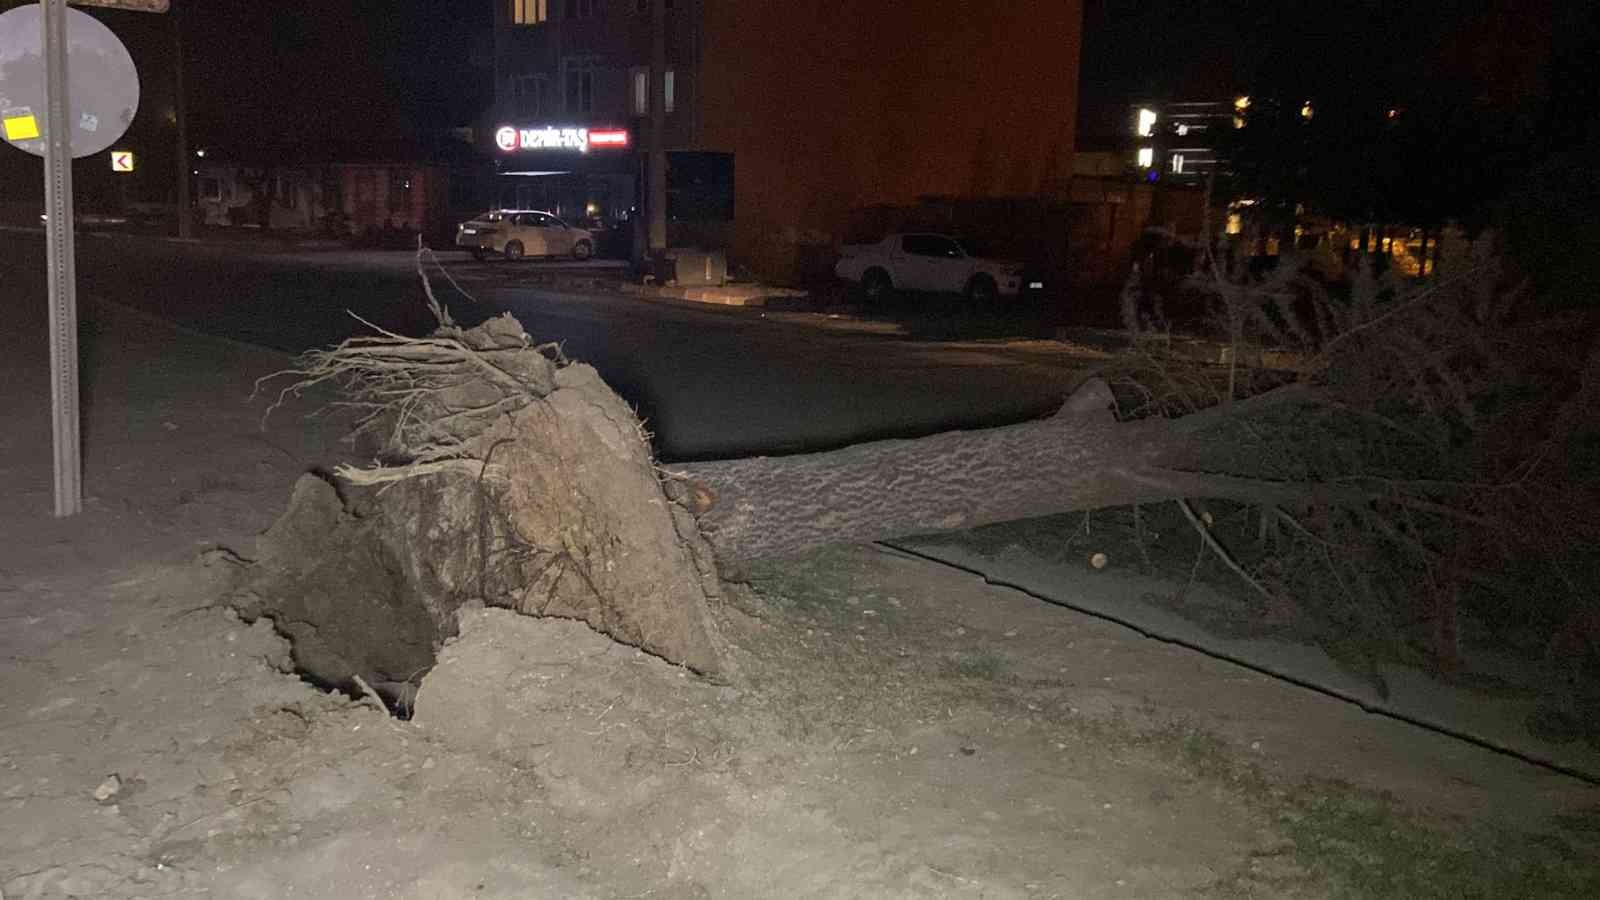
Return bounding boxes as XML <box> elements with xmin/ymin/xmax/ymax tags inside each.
<box><xmin>564</xmin><ymin>59</ymin><xmax>594</xmax><ymax>114</ymax></box>
<box><xmin>198</xmin><ymin>176</ymin><xmax>222</xmax><ymax>202</ymax></box>
<box><xmin>514</xmin><ymin>75</ymin><xmax>547</xmax><ymax>117</ymax></box>
<box><xmin>276</xmin><ymin>175</ymin><xmax>298</xmax><ymax>209</ymax></box>
<box><xmin>566</xmin><ymin>0</ymin><xmax>594</xmax><ymax>19</ymax></box>
<box><xmin>1136</xmin><ymin>107</ymin><xmax>1157</xmax><ymax>137</ymax></box>
<box><xmin>389</xmin><ymin>170</ymin><xmax>413</xmax><ymax>210</ymax></box>
<box><xmin>1136</xmin><ymin>147</ymin><xmax>1153</xmax><ymax>169</ymax></box>
<box><xmin>631</xmin><ymin>66</ymin><xmax>675</xmax><ymax>115</ymax></box>
<box><xmin>512</xmin><ymin>0</ymin><xmax>548</xmax><ymax>25</ymax></box>
<box><xmin>1170</xmin><ymin>153</ymin><xmax>1185</xmax><ymax>174</ymax></box>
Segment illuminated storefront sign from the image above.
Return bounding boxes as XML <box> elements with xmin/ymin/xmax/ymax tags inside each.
<box><xmin>495</xmin><ymin>125</ymin><xmax>630</xmax><ymax>153</ymax></box>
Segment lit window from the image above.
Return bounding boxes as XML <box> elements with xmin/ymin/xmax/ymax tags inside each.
<box><xmin>1176</xmin><ymin>123</ymin><xmax>1189</xmax><ymax>136</ymax></box>
<box><xmin>1226</xmin><ymin>213</ymin><xmax>1242</xmax><ymax>235</ymax></box>
<box><xmin>1234</xmin><ymin>95</ymin><xmax>1250</xmax><ymax>111</ymax></box>
<box><xmin>1136</xmin><ymin>107</ymin><xmax>1157</xmax><ymax>137</ymax></box>
<box><xmin>631</xmin><ymin>67</ymin><xmax>676</xmax><ymax>115</ymax></box>
<box><xmin>1170</xmin><ymin>154</ymin><xmax>1185</xmax><ymax>174</ymax></box>
<box><xmin>512</xmin><ymin>0</ymin><xmax>548</xmax><ymax>25</ymax></box>
<box><xmin>1137</xmin><ymin>147</ymin><xmax>1154</xmax><ymax>169</ymax></box>
<box><xmin>1300</xmin><ymin>101</ymin><xmax>1314</xmax><ymax>120</ymax></box>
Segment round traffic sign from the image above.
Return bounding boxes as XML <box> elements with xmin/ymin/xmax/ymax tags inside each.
<box><xmin>0</xmin><ymin>4</ymin><xmax>141</xmax><ymax>159</ymax></box>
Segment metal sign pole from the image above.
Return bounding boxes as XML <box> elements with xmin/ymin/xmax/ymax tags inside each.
<box><xmin>42</xmin><ymin>0</ymin><xmax>82</xmax><ymax>517</ymax></box>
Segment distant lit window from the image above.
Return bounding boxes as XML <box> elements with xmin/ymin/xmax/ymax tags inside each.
<box><xmin>631</xmin><ymin>67</ymin><xmax>676</xmax><ymax>115</ymax></box>
<box><xmin>1136</xmin><ymin>107</ymin><xmax>1157</xmax><ymax>137</ymax></box>
<box><xmin>1176</xmin><ymin>123</ymin><xmax>1189</xmax><ymax>136</ymax></box>
<box><xmin>1233</xmin><ymin>95</ymin><xmax>1250</xmax><ymax>111</ymax></box>
<box><xmin>1226</xmin><ymin>213</ymin><xmax>1243</xmax><ymax>235</ymax></box>
<box><xmin>512</xmin><ymin>0</ymin><xmax>548</xmax><ymax>25</ymax></box>
<box><xmin>1137</xmin><ymin>147</ymin><xmax>1154</xmax><ymax>168</ymax></box>
<box><xmin>564</xmin><ymin>59</ymin><xmax>594</xmax><ymax>114</ymax></box>
<box><xmin>1300</xmin><ymin>101</ymin><xmax>1314</xmax><ymax>120</ymax></box>
<box><xmin>1170</xmin><ymin>153</ymin><xmax>1185</xmax><ymax>174</ymax></box>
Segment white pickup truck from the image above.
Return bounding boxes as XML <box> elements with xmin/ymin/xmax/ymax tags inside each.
<box><xmin>834</xmin><ymin>233</ymin><xmax>1032</xmax><ymax>304</ymax></box>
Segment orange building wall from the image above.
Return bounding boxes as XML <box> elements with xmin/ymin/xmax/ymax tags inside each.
<box><xmin>698</xmin><ymin>0</ymin><xmax>1082</xmax><ymax>277</ymax></box>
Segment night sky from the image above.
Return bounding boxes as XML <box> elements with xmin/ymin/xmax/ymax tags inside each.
<box><xmin>1078</xmin><ymin>0</ymin><xmax>1573</xmax><ymax>137</ymax></box>
<box><xmin>1</xmin><ymin>0</ymin><xmax>1583</xmax><ymax>197</ymax></box>
<box><xmin>0</xmin><ymin>0</ymin><xmax>492</xmax><ymax>147</ymax></box>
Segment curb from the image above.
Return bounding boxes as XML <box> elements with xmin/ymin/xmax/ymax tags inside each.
<box><xmin>1054</xmin><ymin>326</ymin><xmax>1313</xmax><ymax>372</ymax></box>
<box><xmin>618</xmin><ymin>282</ymin><xmax>808</xmax><ymax>308</ymax></box>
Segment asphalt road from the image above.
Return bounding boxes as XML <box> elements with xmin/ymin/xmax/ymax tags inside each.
<box><xmin>6</xmin><ymin>231</ymin><xmax>1084</xmax><ymax>460</ymax></box>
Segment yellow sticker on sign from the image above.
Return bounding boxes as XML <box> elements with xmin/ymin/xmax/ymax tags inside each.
<box><xmin>3</xmin><ymin>113</ymin><xmax>41</xmax><ymax>142</ymax></box>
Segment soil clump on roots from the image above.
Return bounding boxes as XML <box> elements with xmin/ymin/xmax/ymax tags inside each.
<box><xmin>229</xmin><ymin>312</ymin><xmax>727</xmax><ymax>707</ymax></box>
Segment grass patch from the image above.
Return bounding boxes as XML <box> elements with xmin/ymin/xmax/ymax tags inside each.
<box><xmin>1126</xmin><ymin>724</ymin><xmax>1600</xmax><ymax>899</ymax></box>
<box><xmin>1262</xmin><ymin>783</ymin><xmax>1597</xmax><ymax>899</ymax></box>
<box><xmin>738</xmin><ymin>546</ymin><xmax>865</xmax><ymax>614</ymax></box>
<box><xmin>937</xmin><ymin>652</ymin><xmax>1007</xmax><ymax>681</ymax></box>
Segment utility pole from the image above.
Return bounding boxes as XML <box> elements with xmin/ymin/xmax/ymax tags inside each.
<box><xmin>172</xmin><ymin>0</ymin><xmax>190</xmax><ymax>238</ymax></box>
<box><xmin>647</xmin><ymin>0</ymin><xmax>667</xmax><ymax>253</ymax></box>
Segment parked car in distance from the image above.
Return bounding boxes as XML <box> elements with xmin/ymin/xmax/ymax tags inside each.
<box><xmin>455</xmin><ymin>209</ymin><xmax>595</xmax><ymax>261</ymax></box>
<box><xmin>834</xmin><ymin>233</ymin><xmax>1037</xmax><ymax>304</ymax></box>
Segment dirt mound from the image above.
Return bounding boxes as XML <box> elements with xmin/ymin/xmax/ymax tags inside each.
<box><xmin>414</xmin><ymin>606</ymin><xmax>735</xmax><ymax>811</ymax></box>
<box><xmin>232</xmin><ymin>314</ymin><xmax>726</xmax><ymax>704</ymax></box>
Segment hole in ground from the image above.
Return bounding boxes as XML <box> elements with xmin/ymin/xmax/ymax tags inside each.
<box><xmin>232</xmin><ymin>607</ymin><xmax>437</xmax><ymax>720</ymax></box>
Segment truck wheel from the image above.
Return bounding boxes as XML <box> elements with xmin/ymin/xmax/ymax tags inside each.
<box><xmin>503</xmin><ymin>240</ymin><xmax>524</xmax><ymax>261</ymax></box>
<box><xmin>965</xmin><ymin>273</ymin><xmax>998</xmax><ymax>306</ymax></box>
<box><xmin>861</xmin><ymin>268</ymin><xmax>893</xmax><ymax>303</ymax></box>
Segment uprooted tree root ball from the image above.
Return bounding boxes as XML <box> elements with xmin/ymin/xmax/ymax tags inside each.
<box><xmin>234</xmin><ymin>311</ymin><xmax>728</xmax><ymax>704</ymax></box>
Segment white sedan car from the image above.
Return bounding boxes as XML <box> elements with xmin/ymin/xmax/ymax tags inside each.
<box><xmin>835</xmin><ymin>233</ymin><xmax>1033</xmax><ymax>304</ymax></box>
<box><xmin>456</xmin><ymin>210</ymin><xmax>596</xmax><ymax>261</ymax></box>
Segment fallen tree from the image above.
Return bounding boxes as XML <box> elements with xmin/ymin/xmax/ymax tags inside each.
<box><xmin>672</xmin><ymin>380</ymin><xmax>1362</xmax><ymax>562</ymax></box>
<box><xmin>237</xmin><ymin>246</ymin><xmax>1598</xmax><ymax>717</ymax></box>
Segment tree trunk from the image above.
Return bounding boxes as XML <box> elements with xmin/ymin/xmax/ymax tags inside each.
<box><xmin>677</xmin><ymin>380</ymin><xmax>1330</xmax><ymax>561</ymax></box>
